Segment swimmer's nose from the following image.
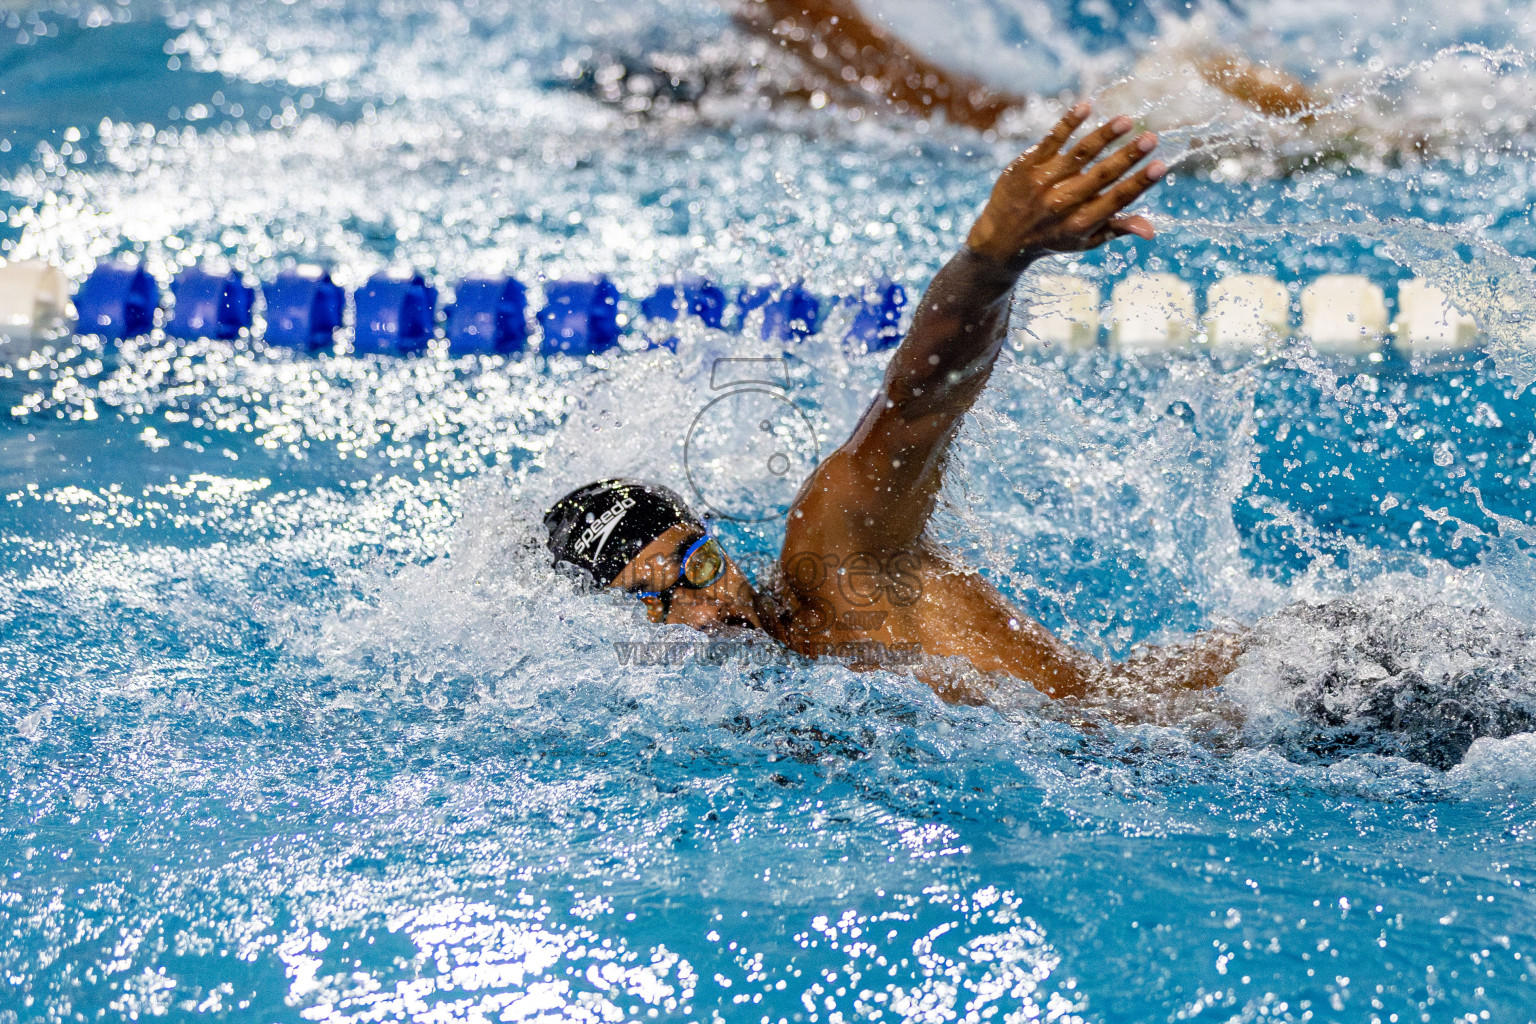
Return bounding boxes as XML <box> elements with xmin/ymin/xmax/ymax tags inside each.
<box><xmin>667</xmin><ymin>581</ymin><xmax>764</xmax><ymax>633</ymax></box>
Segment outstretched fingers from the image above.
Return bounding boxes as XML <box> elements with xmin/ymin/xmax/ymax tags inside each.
<box><xmin>1022</xmin><ymin>101</ymin><xmax>1092</xmax><ymax>165</ymax></box>
<box><xmin>1067</xmin><ymin>160</ymin><xmax>1166</xmax><ymax>234</ymax></box>
<box><xmin>1065</xmin><ymin>131</ymin><xmax>1157</xmax><ymax>198</ymax></box>
<box><xmin>1057</xmin><ymin>115</ymin><xmax>1135</xmax><ymax>174</ymax></box>
<box><xmin>968</xmin><ymin>101</ymin><xmax>1165</xmax><ymax>259</ymax></box>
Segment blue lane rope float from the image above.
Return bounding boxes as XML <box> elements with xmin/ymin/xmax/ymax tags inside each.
<box><xmin>263</xmin><ymin>268</ymin><xmax>346</xmax><ymax>350</ymax></box>
<box><xmin>354</xmin><ymin>271</ymin><xmax>437</xmax><ymax>355</ymax></box>
<box><xmin>444</xmin><ymin>276</ymin><xmax>529</xmax><ymax>355</ymax></box>
<box><xmin>639</xmin><ymin>276</ymin><xmax>727</xmax><ymax>352</ymax></box>
<box><xmin>52</xmin><ymin>259</ymin><xmax>928</xmax><ymax>359</ymax></box>
<box><xmin>640</xmin><ymin>277</ymin><xmax>728</xmax><ymax>329</ymax></box>
<box><xmin>734</xmin><ymin>281</ymin><xmax>774</xmax><ymax>330</ymax></box>
<box><xmin>843</xmin><ymin>278</ymin><xmax>906</xmax><ymax>353</ymax></box>
<box><xmin>168</xmin><ymin>267</ymin><xmax>254</xmax><ymax>341</ymax></box>
<box><xmin>539</xmin><ymin>276</ymin><xmax>621</xmax><ymax>356</ymax></box>
<box><xmin>739</xmin><ymin>280</ymin><xmax>823</xmax><ymax>342</ymax></box>
<box><xmin>73</xmin><ymin>263</ymin><xmax>159</xmax><ymax>341</ymax></box>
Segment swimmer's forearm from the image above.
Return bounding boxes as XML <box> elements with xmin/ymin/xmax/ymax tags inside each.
<box><xmin>816</xmin><ymin>108</ymin><xmax>1161</xmax><ymax>548</ymax></box>
<box><xmin>801</xmin><ymin>244</ymin><xmax>1023</xmax><ymax>552</ymax></box>
<box><xmin>881</xmin><ymin>247</ymin><xmax>1024</xmax><ymax>415</ymax></box>
<box><xmin>883</xmin><ymin>108</ymin><xmax>1163</xmax><ymax>413</ymax></box>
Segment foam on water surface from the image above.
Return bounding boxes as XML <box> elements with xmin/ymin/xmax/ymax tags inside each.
<box><xmin>5</xmin><ymin>0</ymin><xmax>1536</xmax><ymax>1021</ymax></box>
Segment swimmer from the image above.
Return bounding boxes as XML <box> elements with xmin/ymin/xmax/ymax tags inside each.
<box><xmin>565</xmin><ymin>0</ymin><xmax>1311</xmax><ymax>131</ymax></box>
<box><xmin>733</xmin><ymin>0</ymin><xmax>1315</xmax><ymax>128</ymax></box>
<box><xmin>570</xmin><ymin>1</ymin><xmax>1320</xmax><ymax>170</ymax></box>
<box><xmin>545</xmin><ymin>103</ymin><xmax>1244</xmax><ymax>705</ymax></box>
<box><xmin>730</xmin><ymin>0</ymin><xmax>1021</xmax><ymax>130</ymax></box>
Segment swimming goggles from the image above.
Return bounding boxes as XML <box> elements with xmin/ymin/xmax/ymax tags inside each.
<box><xmin>630</xmin><ymin>528</ymin><xmax>727</xmax><ymax>620</ymax></box>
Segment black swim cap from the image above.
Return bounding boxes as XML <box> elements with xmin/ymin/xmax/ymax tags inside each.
<box><xmin>544</xmin><ymin>478</ymin><xmax>699</xmax><ymax>586</ymax></box>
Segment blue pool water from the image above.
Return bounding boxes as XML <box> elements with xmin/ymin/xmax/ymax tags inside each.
<box><xmin>5</xmin><ymin>1</ymin><xmax>1536</xmax><ymax>1021</ymax></box>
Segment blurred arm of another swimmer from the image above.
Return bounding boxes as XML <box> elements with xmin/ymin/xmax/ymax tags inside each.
<box><xmin>732</xmin><ymin>0</ymin><xmax>1315</xmax><ymax>127</ymax></box>
<box><xmin>732</xmin><ymin>0</ymin><xmax>1019</xmax><ymax>129</ymax></box>
<box><xmin>780</xmin><ymin>104</ymin><xmax>1244</xmax><ymax>703</ymax></box>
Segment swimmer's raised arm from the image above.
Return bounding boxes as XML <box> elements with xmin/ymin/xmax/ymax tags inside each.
<box><xmin>791</xmin><ymin>105</ymin><xmax>1164</xmax><ymax>554</ymax></box>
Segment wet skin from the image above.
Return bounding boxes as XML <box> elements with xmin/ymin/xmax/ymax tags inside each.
<box><xmin>733</xmin><ymin>0</ymin><xmax>1315</xmax><ymax>130</ymax></box>
<box><xmin>621</xmin><ymin>522</ymin><xmax>766</xmax><ymax>633</ymax></box>
<box><xmin>610</xmin><ymin>105</ymin><xmax>1242</xmax><ymax>703</ymax></box>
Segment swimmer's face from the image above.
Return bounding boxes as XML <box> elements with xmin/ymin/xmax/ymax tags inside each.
<box><xmin>612</xmin><ymin>523</ymin><xmax>764</xmax><ymax>633</ymax></box>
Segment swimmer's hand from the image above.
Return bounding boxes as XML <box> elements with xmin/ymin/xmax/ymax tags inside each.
<box><xmin>965</xmin><ymin>103</ymin><xmax>1165</xmax><ymax>265</ymax></box>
